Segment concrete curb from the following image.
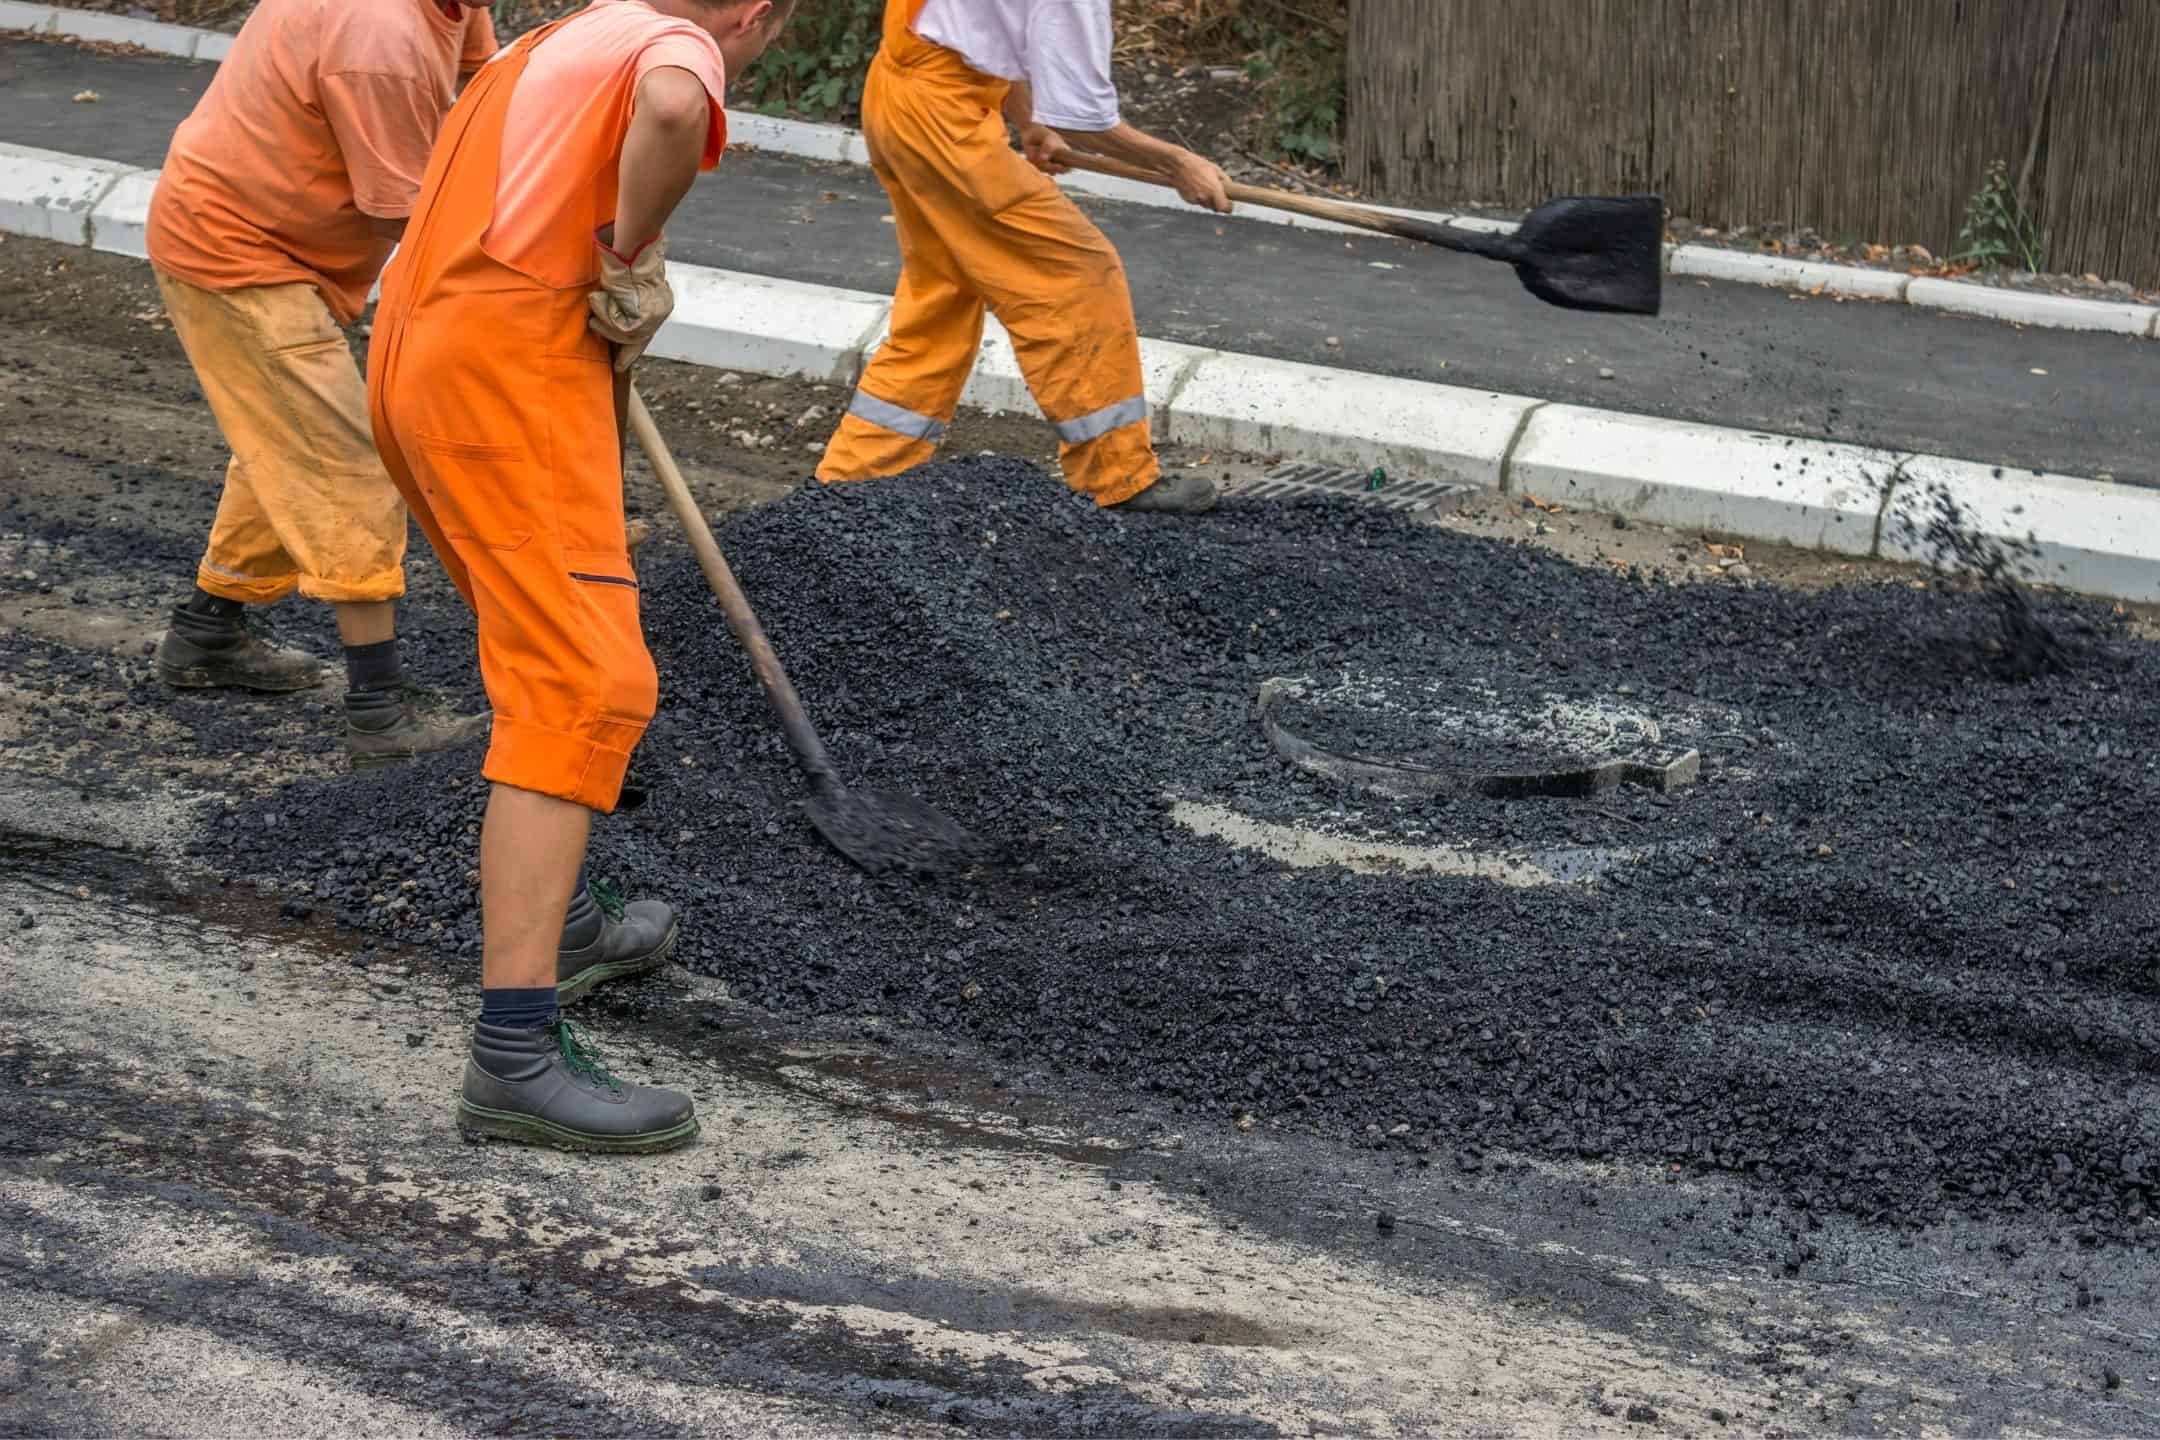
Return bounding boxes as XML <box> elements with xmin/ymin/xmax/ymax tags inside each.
<box><xmin>1508</xmin><ymin>407</ymin><xmax>1895</xmax><ymax>556</ymax></box>
<box><xmin>8</xmin><ymin>138</ymin><xmax>2160</xmax><ymax>603</ymax></box>
<box><xmin>13</xmin><ymin>4</ymin><xmax>2156</xmax><ymax>336</ymax></box>
<box><xmin>0</xmin><ymin>140</ymin><xmax>129</xmax><ymax>243</ymax></box>
<box><xmin>0</xmin><ymin>2</ymin><xmax>55</xmax><ymax>35</ymax></box>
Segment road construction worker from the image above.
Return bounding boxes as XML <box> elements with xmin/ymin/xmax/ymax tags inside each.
<box><xmin>368</xmin><ymin>0</ymin><xmax>792</xmax><ymax>1154</ymax></box>
<box><xmin>146</xmin><ymin>0</ymin><xmax>501</xmax><ymax>767</ymax></box>
<box><xmin>816</xmin><ymin>0</ymin><xmax>1233</xmax><ymax>514</ymax></box>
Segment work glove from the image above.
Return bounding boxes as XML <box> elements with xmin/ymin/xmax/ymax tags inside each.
<box><xmin>588</xmin><ymin>229</ymin><xmax>673</xmax><ymax>373</ymax></box>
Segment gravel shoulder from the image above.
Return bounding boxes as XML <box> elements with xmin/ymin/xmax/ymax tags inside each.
<box><xmin>4</xmin><ymin>236</ymin><xmax>2159</xmax><ymax>1436</ymax></box>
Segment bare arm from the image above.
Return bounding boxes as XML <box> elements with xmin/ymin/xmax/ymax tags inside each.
<box><xmin>611</xmin><ymin>66</ymin><xmax>712</xmax><ymax>255</ymax></box>
<box><xmin>1001</xmin><ymin>78</ymin><xmax>1035</xmax><ymax>130</ymax></box>
<box><xmin>1046</xmin><ymin>120</ymin><xmax>1231</xmax><ymax>212</ymax></box>
<box><xmin>365</xmin><ymin>215</ymin><xmax>409</xmax><ymax>242</ymax></box>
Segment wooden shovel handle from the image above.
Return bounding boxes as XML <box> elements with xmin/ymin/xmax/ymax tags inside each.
<box><xmin>626</xmin><ymin>385</ymin><xmax>840</xmax><ymax>787</ymax></box>
<box><xmin>1055</xmin><ymin>151</ymin><xmax>1383</xmax><ymax>232</ymax></box>
<box><xmin>1056</xmin><ymin>151</ymin><xmax>1518</xmax><ymax>262</ymax></box>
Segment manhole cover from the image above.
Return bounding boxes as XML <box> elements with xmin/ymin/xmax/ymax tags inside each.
<box><xmin>1260</xmin><ymin>671</ymin><xmax>1701</xmax><ymax>799</ymax></box>
<box><xmin>1223</xmin><ymin>462</ymin><xmax>1474</xmax><ymax>516</ymax></box>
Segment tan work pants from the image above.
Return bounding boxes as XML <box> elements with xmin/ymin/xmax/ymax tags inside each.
<box><xmin>157</xmin><ymin>270</ymin><xmax>406</xmax><ymax>604</ymax></box>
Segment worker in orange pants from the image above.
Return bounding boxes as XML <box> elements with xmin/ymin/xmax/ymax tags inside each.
<box><xmin>817</xmin><ymin>0</ymin><xmax>1234</xmax><ymax>514</ymax></box>
<box><xmin>146</xmin><ymin>0</ymin><xmax>499</xmax><ymax>766</ymax></box>
<box><xmin>368</xmin><ymin>0</ymin><xmax>792</xmax><ymax>1154</ymax></box>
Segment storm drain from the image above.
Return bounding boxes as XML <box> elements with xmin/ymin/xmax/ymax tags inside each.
<box><xmin>1260</xmin><ymin>671</ymin><xmax>1702</xmax><ymax>800</ymax></box>
<box><xmin>1224</xmin><ymin>462</ymin><xmax>1475</xmax><ymax>516</ymax></box>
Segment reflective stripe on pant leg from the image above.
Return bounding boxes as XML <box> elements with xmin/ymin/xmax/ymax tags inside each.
<box><xmin>847</xmin><ymin>388</ymin><xmax>949</xmax><ymax>444</ymax></box>
<box><xmin>1051</xmin><ymin>394</ymin><xmax>1146</xmax><ymax>446</ymax></box>
<box><xmin>816</xmin><ymin>148</ymin><xmax>984</xmax><ymax>483</ymax></box>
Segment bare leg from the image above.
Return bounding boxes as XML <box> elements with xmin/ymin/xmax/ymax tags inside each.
<box><xmin>479</xmin><ymin>783</ymin><xmax>590</xmax><ymax>990</ymax></box>
<box><xmin>333</xmin><ymin>600</ymin><xmax>396</xmax><ymax>647</ymax></box>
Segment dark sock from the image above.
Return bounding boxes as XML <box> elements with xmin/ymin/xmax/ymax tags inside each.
<box><xmin>344</xmin><ymin>637</ymin><xmax>401</xmax><ymax>693</ymax></box>
<box><xmin>173</xmin><ymin>587</ymin><xmax>248</xmax><ymax>643</ymax></box>
<box><xmin>478</xmin><ymin>986</ymin><xmax>558</xmax><ymax>1030</ymax></box>
<box><xmin>182</xmin><ymin>587</ymin><xmax>246</xmax><ymax>621</ymax></box>
<box><xmin>343</xmin><ymin>639</ymin><xmax>404</xmax><ymax>729</ymax></box>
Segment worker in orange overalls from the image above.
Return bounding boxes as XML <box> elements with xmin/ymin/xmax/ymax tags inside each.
<box><xmin>817</xmin><ymin>0</ymin><xmax>1233</xmax><ymax>514</ymax></box>
<box><xmin>146</xmin><ymin>0</ymin><xmax>500</xmax><ymax>766</ymax></box>
<box><xmin>368</xmin><ymin>0</ymin><xmax>792</xmax><ymax>1154</ymax></box>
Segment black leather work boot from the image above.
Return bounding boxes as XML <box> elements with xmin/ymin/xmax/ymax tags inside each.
<box><xmin>156</xmin><ymin>591</ymin><xmax>324</xmax><ymax>693</ymax></box>
<box><xmin>457</xmin><ymin>1018</ymin><xmax>698</xmax><ymax>1154</ymax></box>
<box><xmin>345</xmin><ymin>703</ymin><xmax>490</xmax><ymax>770</ymax></box>
<box><xmin>557</xmin><ymin>878</ymin><xmax>679</xmax><ymax>1005</ymax></box>
<box><xmin>1112</xmin><ymin>472</ymin><xmax>1220</xmax><ymax>515</ymax></box>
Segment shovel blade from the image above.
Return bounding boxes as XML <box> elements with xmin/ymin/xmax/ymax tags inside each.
<box><xmin>806</xmin><ymin>786</ymin><xmax>979</xmax><ymax>876</ymax></box>
<box><xmin>1511</xmin><ymin>193</ymin><xmax>1665</xmax><ymax>316</ymax></box>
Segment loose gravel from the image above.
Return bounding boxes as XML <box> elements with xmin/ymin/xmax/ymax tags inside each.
<box><xmin>203</xmin><ymin>458</ymin><xmax>2159</xmax><ymax>1250</ymax></box>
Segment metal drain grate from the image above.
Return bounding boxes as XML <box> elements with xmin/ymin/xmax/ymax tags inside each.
<box><xmin>1224</xmin><ymin>462</ymin><xmax>1474</xmax><ymax>516</ymax></box>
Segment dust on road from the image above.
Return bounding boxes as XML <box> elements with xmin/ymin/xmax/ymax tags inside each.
<box><xmin>3</xmin><ymin>235</ymin><xmax>2156</xmax><ymax>1437</ymax></box>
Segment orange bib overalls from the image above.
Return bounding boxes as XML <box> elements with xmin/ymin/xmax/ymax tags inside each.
<box><xmin>816</xmin><ymin>0</ymin><xmax>1159</xmax><ymax>505</ymax></box>
<box><xmin>367</xmin><ymin>17</ymin><xmax>679</xmax><ymax>813</ymax></box>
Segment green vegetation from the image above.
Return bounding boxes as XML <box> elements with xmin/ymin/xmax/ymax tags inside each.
<box><xmin>1953</xmin><ymin>159</ymin><xmax>2046</xmax><ymax>273</ymax></box>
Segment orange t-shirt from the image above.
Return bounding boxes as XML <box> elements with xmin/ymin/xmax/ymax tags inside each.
<box><xmin>147</xmin><ymin>0</ymin><xmax>500</xmax><ymax>323</ymax></box>
<box><xmin>486</xmin><ymin>0</ymin><xmax>728</xmax><ymax>289</ymax></box>
<box><xmin>460</xmin><ymin>6</ymin><xmax>500</xmax><ymax>77</ymax></box>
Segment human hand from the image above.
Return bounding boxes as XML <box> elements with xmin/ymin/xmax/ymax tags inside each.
<box><xmin>587</xmin><ymin>229</ymin><xmax>673</xmax><ymax>373</ymax></box>
<box><xmin>1171</xmin><ymin>151</ymin><xmax>1233</xmax><ymax>214</ymax></box>
<box><xmin>1020</xmin><ymin>123</ymin><xmax>1073</xmax><ymax>175</ymax></box>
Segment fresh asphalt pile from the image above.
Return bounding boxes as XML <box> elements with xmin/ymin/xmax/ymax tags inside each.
<box><xmin>203</xmin><ymin>458</ymin><xmax>2160</xmax><ymax>1250</ymax></box>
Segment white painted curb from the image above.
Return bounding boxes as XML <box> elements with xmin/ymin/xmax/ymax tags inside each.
<box><xmin>1903</xmin><ymin>277</ymin><xmax>2158</xmax><ymax>337</ymax></box>
<box><xmin>0</xmin><ymin>2</ymin><xmax>56</xmax><ymax>35</ymax></box>
<box><xmin>7</xmin><ymin>135</ymin><xmax>2160</xmax><ymax>605</ymax></box>
<box><xmin>1170</xmin><ymin>351</ymin><xmax>1536</xmax><ymax>490</ymax></box>
<box><xmin>87</xmin><ymin>164</ymin><xmax>153</xmax><ymax>257</ymax></box>
<box><xmin>1879</xmin><ymin>458</ymin><xmax>2160</xmax><ymax>603</ymax></box>
<box><xmin>19</xmin><ymin>3</ymin><xmax>2156</xmax><ymax>335</ymax></box>
<box><xmin>650</xmin><ymin>265</ymin><xmax>888</xmax><ymax>384</ymax></box>
<box><xmin>1670</xmin><ymin>247</ymin><xmax>1911</xmax><ymax>302</ymax></box>
<box><xmin>0</xmin><ymin>140</ymin><xmax>130</xmax><ymax>244</ymax></box>
<box><xmin>1507</xmin><ymin>407</ymin><xmax>1894</xmax><ymax>556</ymax></box>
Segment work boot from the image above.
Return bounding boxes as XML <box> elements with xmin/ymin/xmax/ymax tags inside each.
<box><xmin>345</xmin><ymin>702</ymin><xmax>490</xmax><ymax>770</ymax></box>
<box><xmin>557</xmin><ymin>878</ymin><xmax>679</xmax><ymax>1004</ymax></box>
<box><xmin>457</xmin><ymin>1018</ymin><xmax>699</xmax><ymax>1153</ymax></box>
<box><xmin>156</xmin><ymin>592</ymin><xmax>324</xmax><ymax>693</ymax></box>
<box><xmin>1112</xmin><ymin>473</ymin><xmax>1220</xmax><ymax>515</ymax></box>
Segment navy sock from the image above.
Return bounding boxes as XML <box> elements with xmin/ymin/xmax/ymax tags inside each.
<box><xmin>478</xmin><ymin>986</ymin><xmax>558</xmax><ymax>1030</ymax></box>
<box><xmin>343</xmin><ymin>637</ymin><xmax>401</xmax><ymax>694</ymax></box>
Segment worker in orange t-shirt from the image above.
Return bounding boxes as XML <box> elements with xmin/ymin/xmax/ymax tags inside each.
<box><xmin>817</xmin><ymin>0</ymin><xmax>1233</xmax><ymax>514</ymax></box>
<box><xmin>368</xmin><ymin>0</ymin><xmax>792</xmax><ymax>1154</ymax></box>
<box><xmin>146</xmin><ymin>0</ymin><xmax>500</xmax><ymax>767</ymax></box>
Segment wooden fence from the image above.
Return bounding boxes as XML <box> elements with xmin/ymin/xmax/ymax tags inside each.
<box><xmin>1346</xmin><ymin>0</ymin><xmax>2160</xmax><ymax>285</ymax></box>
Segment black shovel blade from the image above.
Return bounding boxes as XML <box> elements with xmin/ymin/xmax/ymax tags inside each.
<box><xmin>806</xmin><ymin>786</ymin><xmax>980</xmax><ymax>876</ymax></box>
<box><xmin>1510</xmin><ymin>193</ymin><xmax>1665</xmax><ymax>316</ymax></box>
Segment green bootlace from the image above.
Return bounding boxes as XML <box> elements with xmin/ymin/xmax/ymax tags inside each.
<box><xmin>589</xmin><ymin>877</ymin><xmax>627</xmax><ymax>923</ymax></box>
<box><xmin>551</xmin><ymin>1019</ymin><xmax>623</xmax><ymax>1094</ymax></box>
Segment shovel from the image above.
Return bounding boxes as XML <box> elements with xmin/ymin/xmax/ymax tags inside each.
<box><xmin>626</xmin><ymin>386</ymin><xmax>979</xmax><ymax>876</ymax></box>
<box><xmin>1060</xmin><ymin>153</ymin><xmax>1664</xmax><ymax>317</ymax></box>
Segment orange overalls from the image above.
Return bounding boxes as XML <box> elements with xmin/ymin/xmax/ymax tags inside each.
<box><xmin>367</xmin><ymin>18</ymin><xmax>687</xmax><ymax>812</ymax></box>
<box><xmin>815</xmin><ymin>0</ymin><xmax>1158</xmax><ymax>505</ymax></box>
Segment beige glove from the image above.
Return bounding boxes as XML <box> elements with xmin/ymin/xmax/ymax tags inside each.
<box><xmin>588</xmin><ymin>231</ymin><xmax>673</xmax><ymax>372</ymax></box>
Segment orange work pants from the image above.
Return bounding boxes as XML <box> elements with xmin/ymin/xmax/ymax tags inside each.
<box><xmin>365</xmin><ymin>21</ymin><xmax>654</xmax><ymax>814</ymax></box>
<box><xmin>157</xmin><ymin>270</ymin><xmax>406</xmax><ymax>604</ymax></box>
<box><xmin>816</xmin><ymin>32</ymin><xmax>1158</xmax><ymax>505</ymax></box>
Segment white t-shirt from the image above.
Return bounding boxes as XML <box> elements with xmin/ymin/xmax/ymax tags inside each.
<box><xmin>912</xmin><ymin>0</ymin><xmax>1119</xmax><ymax>131</ymax></box>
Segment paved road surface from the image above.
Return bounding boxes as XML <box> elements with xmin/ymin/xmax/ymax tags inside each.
<box><xmin>4</xmin><ymin>35</ymin><xmax>2156</xmax><ymax>487</ymax></box>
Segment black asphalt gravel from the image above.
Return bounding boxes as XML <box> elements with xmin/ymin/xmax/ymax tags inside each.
<box><xmin>178</xmin><ymin>459</ymin><xmax>2160</xmax><ymax>1257</ymax></box>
